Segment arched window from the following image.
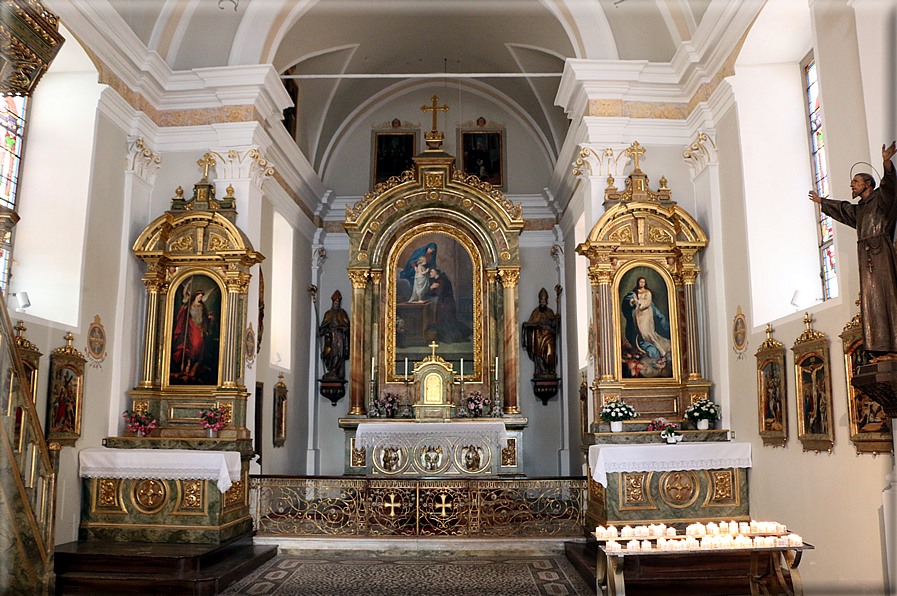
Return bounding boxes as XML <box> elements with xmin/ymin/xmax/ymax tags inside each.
<box><xmin>0</xmin><ymin>96</ymin><xmax>29</xmax><ymax>293</ymax></box>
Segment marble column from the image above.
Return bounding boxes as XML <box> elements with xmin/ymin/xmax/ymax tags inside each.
<box><xmin>590</xmin><ymin>266</ymin><xmax>614</xmax><ymax>382</ymax></box>
<box><xmin>139</xmin><ymin>262</ymin><xmax>164</xmax><ymax>388</ymax></box>
<box><xmin>487</xmin><ymin>269</ymin><xmax>501</xmax><ymax>409</ymax></box>
<box><xmin>347</xmin><ymin>269</ymin><xmax>370</xmax><ymax>415</ymax></box>
<box><xmin>682</xmin><ymin>271</ymin><xmax>702</xmax><ymax>380</ymax></box>
<box><xmin>499</xmin><ymin>268</ymin><xmax>520</xmax><ymax>415</ymax></box>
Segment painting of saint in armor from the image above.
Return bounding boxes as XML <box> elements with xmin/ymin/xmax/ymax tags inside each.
<box><xmin>169</xmin><ymin>274</ymin><xmax>222</xmax><ymax>385</ymax></box>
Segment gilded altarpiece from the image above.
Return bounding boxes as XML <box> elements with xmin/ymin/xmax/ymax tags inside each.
<box><xmin>840</xmin><ymin>312</ymin><xmax>892</xmax><ymax>454</ymax></box>
<box><xmin>339</xmin><ymin>142</ymin><xmax>527</xmax><ymax>476</ymax></box>
<box><xmin>575</xmin><ymin>155</ymin><xmax>710</xmax><ymax>430</ymax></box>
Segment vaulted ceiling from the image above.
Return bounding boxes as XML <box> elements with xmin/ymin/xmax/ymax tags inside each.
<box><xmin>80</xmin><ymin>0</ymin><xmax>723</xmax><ymax>177</ymax></box>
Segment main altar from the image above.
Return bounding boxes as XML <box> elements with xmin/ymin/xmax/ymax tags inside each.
<box><xmin>334</xmin><ymin>112</ymin><xmax>528</xmax><ymax>476</ymax></box>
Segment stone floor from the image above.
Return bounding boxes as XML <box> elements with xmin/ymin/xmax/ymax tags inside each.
<box><xmin>219</xmin><ymin>554</ymin><xmax>594</xmax><ymax>596</ymax></box>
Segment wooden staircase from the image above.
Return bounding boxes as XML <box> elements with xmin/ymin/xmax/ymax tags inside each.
<box><xmin>54</xmin><ymin>531</ymin><xmax>276</xmax><ymax>595</ymax></box>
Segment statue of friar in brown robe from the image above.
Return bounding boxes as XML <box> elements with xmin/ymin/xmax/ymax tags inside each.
<box><xmin>810</xmin><ymin>141</ymin><xmax>897</xmax><ymax>358</ymax></box>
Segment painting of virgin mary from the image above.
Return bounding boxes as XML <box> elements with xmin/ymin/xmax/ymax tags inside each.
<box><xmin>619</xmin><ymin>266</ymin><xmax>673</xmax><ymax>379</ymax></box>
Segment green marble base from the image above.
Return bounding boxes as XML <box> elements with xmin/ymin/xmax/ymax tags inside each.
<box><xmin>104</xmin><ymin>436</ymin><xmax>254</xmax><ymax>456</ymax></box>
<box><xmin>79</xmin><ymin>473</ymin><xmax>252</xmax><ymax>544</ymax></box>
<box><xmin>583</xmin><ymin>429</ymin><xmax>730</xmax><ymax>445</ymax></box>
<box><xmin>585</xmin><ymin>468</ymin><xmax>749</xmax><ymax>529</ymax></box>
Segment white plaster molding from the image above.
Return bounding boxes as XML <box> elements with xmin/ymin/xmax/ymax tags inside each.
<box><xmin>192</xmin><ymin>65</ymin><xmax>292</xmax><ymax>123</ymax></box>
<box><xmin>322</xmin><ymin>232</ymin><xmax>350</xmax><ymax>251</ymax></box>
<box><xmin>210</xmin><ymin>146</ymin><xmax>276</xmax><ymax>188</ymax></box>
<box><xmin>572</xmin><ymin>144</ymin><xmax>632</xmax><ymax>180</ymax></box>
<box><xmin>579</xmin><ymin>116</ymin><xmax>693</xmax><ymax>146</ymax></box>
<box><xmin>125</xmin><ymin>138</ymin><xmax>162</xmax><ymax>185</ymax></box>
<box><xmin>325</xmin><ymin>196</ymin><xmax>362</xmax><ymax>222</ymax></box>
<box><xmin>312</xmin><ymin>246</ymin><xmax>328</xmax><ymax>269</ymax></box>
<box><xmin>683</xmin><ymin>132</ymin><xmax>719</xmax><ymax>179</ymax></box>
<box><xmin>314</xmin><ymin>190</ymin><xmax>333</xmax><ymax>222</ymax></box>
<box><xmin>519</xmin><ymin>230</ymin><xmax>558</xmax><ymax>248</ymax></box>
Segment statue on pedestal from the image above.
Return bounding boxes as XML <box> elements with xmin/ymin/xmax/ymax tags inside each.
<box><xmin>523</xmin><ymin>287</ymin><xmax>560</xmax><ymax>377</ymax></box>
<box><xmin>320</xmin><ymin>291</ymin><xmax>350</xmax><ymax>380</ymax></box>
<box><xmin>810</xmin><ymin>141</ymin><xmax>897</xmax><ymax>359</ymax></box>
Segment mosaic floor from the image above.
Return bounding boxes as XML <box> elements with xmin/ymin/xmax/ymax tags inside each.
<box><xmin>219</xmin><ymin>555</ymin><xmax>594</xmax><ymax>596</ymax></box>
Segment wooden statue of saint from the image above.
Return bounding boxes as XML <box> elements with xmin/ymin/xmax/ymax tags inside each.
<box><xmin>810</xmin><ymin>141</ymin><xmax>897</xmax><ymax>359</ymax></box>
<box><xmin>522</xmin><ymin>287</ymin><xmax>561</xmax><ymax>377</ymax></box>
<box><xmin>319</xmin><ymin>290</ymin><xmax>350</xmax><ymax>380</ymax></box>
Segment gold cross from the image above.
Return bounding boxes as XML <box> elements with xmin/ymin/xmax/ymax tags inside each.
<box><xmin>434</xmin><ymin>493</ymin><xmax>452</xmax><ymax>517</ymax></box>
<box><xmin>421</xmin><ymin>95</ymin><xmax>449</xmax><ymax>133</ymax></box>
<box><xmin>626</xmin><ymin>141</ymin><xmax>646</xmax><ymax>171</ymax></box>
<box><xmin>384</xmin><ymin>493</ymin><xmax>400</xmax><ymax>517</ymax></box>
<box><xmin>429</xmin><ymin>341</ymin><xmax>439</xmax><ymax>358</ymax></box>
<box><xmin>197</xmin><ymin>153</ymin><xmax>216</xmax><ymax>180</ymax></box>
<box><xmin>765</xmin><ymin>323</ymin><xmax>773</xmax><ymax>340</ymax></box>
<box><xmin>803</xmin><ymin>312</ymin><xmax>812</xmax><ymax>329</ymax></box>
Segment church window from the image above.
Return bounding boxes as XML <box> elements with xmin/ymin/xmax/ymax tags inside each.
<box><xmin>0</xmin><ymin>96</ymin><xmax>29</xmax><ymax>294</ymax></box>
<box><xmin>803</xmin><ymin>55</ymin><xmax>838</xmax><ymax>300</ymax></box>
<box><xmin>270</xmin><ymin>211</ymin><xmax>293</xmax><ymax>368</ymax></box>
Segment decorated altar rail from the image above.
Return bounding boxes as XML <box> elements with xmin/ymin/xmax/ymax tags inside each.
<box><xmin>250</xmin><ymin>476</ymin><xmax>586</xmax><ymax>537</ymax></box>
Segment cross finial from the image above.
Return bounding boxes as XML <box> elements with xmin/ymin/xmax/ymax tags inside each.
<box><xmin>803</xmin><ymin>312</ymin><xmax>812</xmax><ymax>329</ymax></box>
<box><xmin>765</xmin><ymin>323</ymin><xmax>773</xmax><ymax>339</ymax></box>
<box><xmin>429</xmin><ymin>341</ymin><xmax>439</xmax><ymax>358</ymax></box>
<box><xmin>421</xmin><ymin>95</ymin><xmax>450</xmax><ymax>133</ymax></box>
<box><xmin>626</xmin><ymin>141</ymin><xmax>646</xmax><ymax>171</ymax></box>
<box><xmin>197</xmin><ymin>153</ymin><xmax>215</xmax><ymax>180</ymax></box>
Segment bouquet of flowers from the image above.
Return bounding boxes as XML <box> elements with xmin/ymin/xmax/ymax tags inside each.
<box><xmin>599</xmin><ymin>399</ymin><xmax>638</xmax><ymax>422</ymax></box>
<box><xmin>685</xmin><ymin>398</ymin><xmax>721</xmax><ymax>423</ymax></box>
<box><xmin>123</xmin><ymin>410</ymin><xmax>157</xmax><ymax>435</ymax></box>
<box><xmin>648</xmin><ymin>417</ymin><xmax>681</xmax><ymax>439</ymax></box>
<box><xmin>199</xmin><ymin>407</ymin><xmax>228</xmax><ymax>431</ymax></box>
<box><xmin>465</xmin><ymin>390</ymin><xmax>489</xmax><ymax>417</ymax></box>
<box><xmin>374</xmin><ymin>392</ymin><xmax>400</xmax><ymax>417</ymax></box>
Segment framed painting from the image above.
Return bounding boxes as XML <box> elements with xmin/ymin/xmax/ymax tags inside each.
<box><xmin>791</xmin><ymin>314</ymin><xmax>834</xmax><ymax>453</ymax></box>
<box><xmin>615</xmin><ymin>263</ymin><xmax>678</xmax><ymax>381</ymax></box>
<box><xmin>755</xmin><ymin>324</ymin><xmax>787</xmax><ymax>448</ymax></box>
<box><xmin>372</xmin><ymin>131</ymin><xmax>416</xmax><ymax>186</ymax></box>
<box><xmin>13</xmin><ymin>321</ymin><xmax>41</xmax><ymax>402</ymax></box>
<box><xmin>459</xmin><ymin>130</ymin><xmax>504</xmax><ymax>189</ymax></box>
<box><xmin>46</xmin><ymin>332</ymin><xmax>86</xmax><ymax>447</ymax></box>
<box><xmin>274</xmin><ymin>373</ymin><xmax>287</xmax><ymax>448</ymax></box>
<box><xmin>387</xmin><ymin>224</ymin><xmax>481</xmax><ymax>382</ymax></box>
<box><xmin>840</xmin><ymin>314</ymin><xmax>892</xmax><ymax>454</ymax></box>
<box><xmin>167</xmin><ymin>273</ymin><xmax>224</xmax><ymax>387</ymax></box>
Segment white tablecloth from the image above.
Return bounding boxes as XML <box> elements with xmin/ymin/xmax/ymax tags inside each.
<box><xmin>588</xmin><ymin>442</ymin><xmax>752</xmax><ymax>487</ymax></box>
<box><xmin>355</xmin><ymin>422</ymin><xmax>508</xmax><ymax>449</ymax></box>
<box><xmin>79</xmin><ymin>448</ymin><xmax>241</xmax><ymax>493</ymax></box>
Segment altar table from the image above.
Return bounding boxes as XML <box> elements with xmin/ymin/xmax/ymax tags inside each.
<box><xmin>586</xmin><ymin>442</ymin><xmax>752</xmax><ymax>527</ymax></box>
<box><xmin>355</xmin><ymin>422</ymin><xmax>508</xmax><ymax>476</ymax></box>
<box><xmin>79</xmin><ymin>447</ymin><xmax>241</xmax><ymax>492</ymax></box>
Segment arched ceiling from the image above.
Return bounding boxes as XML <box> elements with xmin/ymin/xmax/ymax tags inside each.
<box><xmin>104</xmin><ymin>0</ymin><xmax>720</xmax><ymax>177</ymax></box>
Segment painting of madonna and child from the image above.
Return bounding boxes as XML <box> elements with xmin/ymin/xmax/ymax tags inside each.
<box><xmin>168</xmin><ymin>274</ymin><xmax>222</xmax><ymax>386</ymax></box>
<box><xmin>618</xmin><ymin>266</ymin><xmax>675</xmax><ymax>379</ymax></box>
<box><xmin>394</xmin><ymin>234</ymin><xmax>475</xmax><ymax>377</ymax></box>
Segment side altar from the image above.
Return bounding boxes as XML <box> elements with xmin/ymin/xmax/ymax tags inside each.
<box><xmin>335</xmin><ymin>110</ymin><xmax>527</xmax><ymax>476</ymax></box>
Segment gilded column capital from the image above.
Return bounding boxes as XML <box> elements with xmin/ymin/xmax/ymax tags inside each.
<box><xmin>348</xmin><ymin>269</ymin><xmax>370</xmax><ymax>289</ymax></box>
<box><xmin>681</xmin><ymin>269</ymin><xmax>699</xmax><ymax>284</ymax></box>
<box><xmin>683</xmin><ymin>131</ymin><xmax>718</xmax><ymax>179</ymax></box>
<box><xmin>498</xmin><ymin>268</ymin><xmax>520</xmax><ymax>288</ymax></box>
<box><xmin>210</xmin><ymin>146</ymin><xmax>276</xmax><ymax>187</ymax></box>
<box><xmin>588</xmin><ymin>266</ymin><xmax>611</xmax><ymax>286</ymax></box>
<box><xmin>127</xmin><ymin>138</ymin><xmax>162</xmax><ymax>185</ymax></box>
<box><xmin>225</xmin><ymin>273</ymin><xmax>252</xmax><ymax>294</ymax></box>
<box><xmin>369</xmin><ymin>269</ymin><xmax>382</xmax><ymax>285</ymax></box>
<box><xmin>572</xmin><ymin>144</ymin><xmax>632</xmax><ymax>179</ymax></box>
<box><xmin>486</xmin><ymin>269</ymin><xmax>498</xmax><ymax>285</ymax></box>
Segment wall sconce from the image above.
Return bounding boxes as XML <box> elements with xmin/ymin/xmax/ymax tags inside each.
<box><xmin>11</xmin><ymin>292</ymin><xmax>30</xmax><ymax>312</ymax></box>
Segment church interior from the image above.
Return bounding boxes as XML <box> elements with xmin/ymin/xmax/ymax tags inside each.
<box><xmin>0</xmin><ymin>0</ymin><xmax>895</xmax><ymax>594</ymax></box>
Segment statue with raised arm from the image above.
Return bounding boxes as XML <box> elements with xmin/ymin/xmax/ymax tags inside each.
<box><xmin>809</xmin><ymin>141</ymin><xmax>897</xmax><ymax>359</ymax></box>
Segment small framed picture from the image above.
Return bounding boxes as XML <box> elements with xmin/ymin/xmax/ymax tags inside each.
<box><xmin>46</xmin><ymin>332</ymin><xmax>87</xmax><ymax>447</ymax></box>
<box><xmin>756</xmin><ymin>325</ymin><xmax>787</xmax><ymax>448</ymax></box>
<box><xmin>791</xmin><ymin>315</ymin><xmax>834</xmax><ymax>453</ymax></box>
<box><xmin>840</xmin><ymin>314</ymin><xmax>892</xmax><ymax>454</ymax></box>
<box><xmin>372</xmin><ymin>131</ymin><xmax>417</xmax><ymax>186</ymax></box>
<box><xmin>459</xmin><ymin>129</ymin><xmax>504</xmax><ymax>189</ymax></box>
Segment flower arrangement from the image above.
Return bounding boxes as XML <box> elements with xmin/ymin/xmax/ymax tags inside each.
<box><xmin>685</xmin><ymin>398</ymin><xmax>721</xmax><ymax>423</ymax></box>
<box><xmin>465</xmin><ymin>390</ymin><xmax>489</xmax><ymax>417</ymax></box>
<box><xmin>123</xmin><ymin>410</ymin><xmax>157</xmax><ymax>436</ymax></box>
<box><xmin>599</xmin><ymin>399</ymin><xmax>638</xmax><ymax>422</ymax></box>
<box><xmin>374</xmin><ymin>392</ymin><xmax>400</xmax><ymax>417</ymax></box>
<box><xmin>199</xmin><ymin>407</ymin><xmax>228</xmax><ymax>431</ymax></box>
<box><xmin>647</xmin><ymin>417</ymin><xmax>673</xmax><ymax>432</ymax></box>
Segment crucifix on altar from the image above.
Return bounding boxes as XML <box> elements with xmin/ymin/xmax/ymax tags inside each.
<box><xmin>421</xmin><ymin>94</ymin><xmax>449</xmax><ymax>150</ymax></box>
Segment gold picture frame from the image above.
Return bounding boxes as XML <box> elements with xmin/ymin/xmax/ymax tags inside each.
<box><xmin>459</xmin><ymin>129</ymin><xmax>505</xmax><ymax>189</ymax></box>
<box><xmin>46</xmin><ymin>332</ymin><xmax>86</xmax><ymax>447</ymax></box>
<box><xmin>273</xmin><ymin>373</ymin><xmax>287</xmax><ymax>448</ymax></box>
<box><xmin>792</xmin><ymin>314</ymin><xmax>834</xmax><ymax>453</ymax></box>
<box><xmin>372</xmin><ymin>130</ymin><xmax>417</xmax><ymax>187</ymax></box>
<box><xmin>756</xmin><ymin>324</ymin><xmax>787</xmax><ymax>448</ymax></box>
<box><xmin>840</xmin><ymin>312</ymin><xmax>892</xmax><ymax>454</ymax></box>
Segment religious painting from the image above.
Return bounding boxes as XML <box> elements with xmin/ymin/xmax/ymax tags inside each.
<box><xmin>756</xmin><ymin>326</ymin><xmax>787</xmax><ymax>447</ymax></box>
<box><xmin>792</xmin><ymin>317</ymin><xmax>834</xmax><ymax>452</ymax></box>
<box><xmin>85</xmin><ymin>314</ymin><xmax>107</xmax><ymax>368</ymax></box>
<box><xmin>460</xmin><ymin>130</ymin><xmax>504</xmax><ymax>188</ymax></box>
<box><xmin>616</xmin><ymin>264</ymin><xmax>676</xmax><ymax>380</ymax></box>
<box><xmin>273</xmin><ymin>374</ymin><xmax>287</xmax><ymax>448</ymax></box>
<box><xmin>46</xmin><ymin>332</ymin><xmax>87</xmax><ymax>447</ymax></box>
<box><xmin>388</xmin><ymin>225</ymin><xmax>480</xmax><ymax>381</ymax></box>
<box><xmin>167</xmin><ymin>273</ymin><xmax>223</xmax><ymax>386</ymax></box>
<box><xmin>372</xmin><ymin>131</ymin><xmax>416</xmax><ymax>186</ymax></box>
<box><xmin>732</xmin><ymin>306</ymin><xmax>747</xmax><ymax>359</ymax></box>
<box><xmin>841</xmin><ymin>316</ymin><xmax>892</xmax><ymax>454</ymax></box>
<box><xmin>13</xmin><ymin>321</ymin><xmax>41</xmax><ymax>402</ymax></box>
<box><xmin>257</xmin><ymin>268</ymin><xmax>265</xmax><ymax>354</ymax></box>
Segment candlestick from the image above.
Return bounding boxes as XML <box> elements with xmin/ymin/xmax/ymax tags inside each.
<box><xmin>495</xmin><ymin>357</ymin><xmax>499</xmax><ymax>380</ymax></box>
<box><xmin>404</xmin><ymin>358</ymin><xmax>408</xmax><ymax>381</ymax></box>
<box><xmin>372</xmin><ymin>356</ymin><xmax>375</xmax><ymax>373</ymax></box>
<box><xmin>460</xmin><ymin>358</ymin><xmax>463</xmax><ymax>378</ymax></box>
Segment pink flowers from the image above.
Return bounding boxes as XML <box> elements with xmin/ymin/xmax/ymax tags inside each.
<box><xmin>199</xmin><ymin>407</ymin><xmax>228</xmax><ymax>431</ymax></box>
<box><xmin>465</xmin><ymin>391</ymin><xmax>488</xmax><ymax>416</ymax></box>
<box><xmin>123</xmin><ymin>410</ymin><xmax>157</xmax><ymax>435</ymax></box>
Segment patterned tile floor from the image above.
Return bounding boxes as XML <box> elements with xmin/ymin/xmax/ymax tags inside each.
<box><xmin>220</xmin><ymin>555</ymin><xmax>594</xmax><ymax>596</ymax></box>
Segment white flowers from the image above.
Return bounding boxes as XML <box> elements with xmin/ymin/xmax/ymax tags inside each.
<box><xmin>600</xmin><ymin>400</ymin><xmax>638</xmax><ymax>422</ymax></box>
<box><xmin>685</xmin><ymin>398</ymin><xmax>721</xmax><ymax>422</ymax></box>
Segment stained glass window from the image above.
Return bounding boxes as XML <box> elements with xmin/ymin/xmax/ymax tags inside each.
<box><xmin>805</xmin><ymin>57</ymin><xmax>838</xmax><ymax>300</ymax></box>
<box><xmin>0</xmin><ymin>96</ymin><xmax>28</xmax><ymax>294</ymax></box>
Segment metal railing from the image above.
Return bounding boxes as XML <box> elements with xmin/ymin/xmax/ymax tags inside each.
<box><xmin>251</xmin><ymin>476</ymin><xmax>586</xmax><ymax>537</ymax></box>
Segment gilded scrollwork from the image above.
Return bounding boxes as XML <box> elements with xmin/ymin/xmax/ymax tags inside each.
<box><xmin>170</xmin><ymin>234</ymin><xmax>194</xmax><ymax>253</ymax></box>
<box><xmin>608</xmin><ymin>227</ymin><xmax>633</xmax><ymax>243</ymax></box>
<box><xmin>500</xmin><ymin>438</ymin><xmax>517</xmax><ymax>467</ymax></box>
<box><xmin>207</xmin><ymin>233</ymin><xmax>229</xmax><ymax>252</ymax></box>
<box><xmin>647</xmin><ymin>226</ymin><xmax>673</xmax><ymax>244</ymax></box>
<box><xmin>132</xmin><ymin>479</ymin><xmax>168</xmax><ymax>513</ymax></box>
<box><xmin>347</xmin><ymin>270</ymin><xmax>370</xmax><ymax>289</ymax></box>
<box><xmin>498</xmin><ymin>268</ymin><xmax>519</xmax><ymax>288</ymax></box>
<box><xmin>181</xmin><ymin>480</ymin><xmax>203</xmax><ymax>510</ymax></box>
